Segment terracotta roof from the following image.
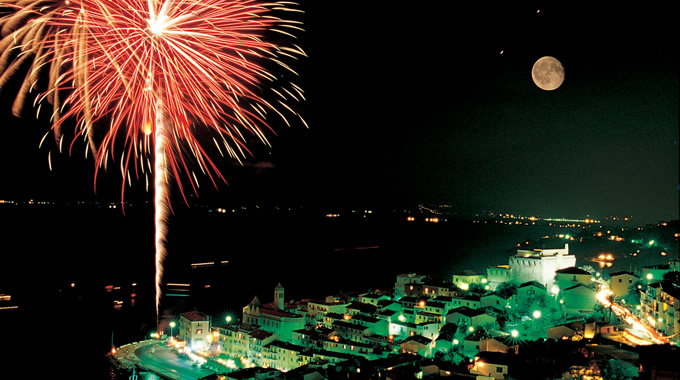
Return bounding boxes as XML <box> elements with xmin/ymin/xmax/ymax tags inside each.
<box><xmin>250</xmin><ymin>329</ymin><xmax>274</xmax><ymax>340</ymax></box>
<box><xmin>181</xmin><ymin>311</ymin><xmax>210</xmax><ymax>321</ymax></box>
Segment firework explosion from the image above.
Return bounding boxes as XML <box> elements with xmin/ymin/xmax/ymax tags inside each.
<box><xmin>0</xmin><ymin>0</ymin><xmax>306</xmax><ymax>318</ymax></box>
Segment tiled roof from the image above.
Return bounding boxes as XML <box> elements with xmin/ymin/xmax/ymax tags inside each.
<box><xmin>181</xmin><ymin>310</ymin><xmax>209</xmax><ymax>321</ymax></box>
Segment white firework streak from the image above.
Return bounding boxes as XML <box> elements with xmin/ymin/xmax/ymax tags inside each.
<box><xmin>154</xmin><ymin>98</ymin><xmax>170</xmax><ymax>320</ymax></box>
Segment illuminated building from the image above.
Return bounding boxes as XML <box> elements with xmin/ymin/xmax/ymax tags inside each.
<box><xmin>406</xmin><ymin>282</ymin><xmax>458</xmax><ymax>298</ymax></box>
<box><xmin>320</xmin><ymin>336</ymin><xmax>373</xmax><ymax>358</ymax></box>
<box><xmin>608</xmin><ymin>271</ymin><xmax>638</xmax><ymax>299</ymax></box>
<box><xmin>394</xmin><ymin>273</ymin><xmax>427</xmax><ymax>298</ymax></box>
<box><xmin>215</xmin><ymin>322</ymin><xmax>263</xmax><ymax>358</ymax></box>
<box><xmin>262</xmin><ymin>341</ymin><xmax>310</xmax><ymax>371</ymax></box>
<box><xmin>178</xmin><ymin>310</ymin><xmax>211</xmax><ymax>350</ymax></box>
<box><xmin>480</xmin><ymin>292</ymin><xmax>515</xmax><ymax>311</ymax></box>
<box><xmin>400</xmin><ymin>334</ymin><xmax>436</xmax><ymax>358</ymax></box>
<box><xmin>450</xmin><ymin>294</ymin><xmax>482</xmax><ymax>309</ymax></box>
<box><xmin>486</xmin><ymin>265</ymin><xmax>511</xmax><ymax>291</ymax></box>
<box><xmin>345</xmin><ymin>301</ymin><xmax>378</xmax><ymax>316</ymax></box>
<box><xmin>561</xmin><ymin>284</ymin><xmax>598</xmax><ymax>316</ymax></box>
<box><xmin>452</xmin><ymin>270</ymin><xmax>487</xmax><ymax>290</ymax></box>
<box><xmin>332</xmin><ymin>320</ymin><xmax>371</xmax><ymax>344</ymax></box>
<box><xmin>639</xmin><ymin>281</ymin><xmax>680</xmax><ymax>341</ymax></box>
<box><xmin>515</xmin><ymin>281</ymin><xmax>547</xmax><ymax>307</ymax></box>
<box><xmin>462</xmin><ymin>331</ymin><xmax>518</xmax><ymax>359</ymax></box>
<box><xmin>305</xmin><ymin>299</ymin><xmax>350</xmax><ymax>320</ymax></box>
<box><xmin>470</xmin><ymin>351</ymin><xmax>509</xmax><ymax>379</ymax></box>
<box><xmin>554</xmin><ymin>266</ymin><xmax>592</xmax><ymax>290</ymax></box>
<box><xmin>359</xmin><ymin>292</ymin><xmax>391</xmax><ymax>306</ymax></box>
<box><xmin>445</xmin><ymin>307</ymin><xmax>497</xmax><ymax>330</ymax></box>
<box><xmin>349</xmin><ymin>314</ymin><xmax>389</xmax><ymax>336</ymax></box>
<box><xmin>508</xmin><ymin>244</ymin><xmax>575</xmax><ymax>287</ymax></box>
<box><xmin>242</xmin><ymin>284</ymin><xmax>305</xmax><ymax>342</ymax></box>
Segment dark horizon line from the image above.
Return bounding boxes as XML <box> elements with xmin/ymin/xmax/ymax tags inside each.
<box><xmin>0</xmin><ymin>196</ymin><xmax>677</xmax><ymax>225</ymax></box>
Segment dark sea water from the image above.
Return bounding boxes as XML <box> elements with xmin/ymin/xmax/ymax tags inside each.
<box><xmin>0</xmin><ymin>203</ymin><xmax>676</xmax><ymax>379</ymax></box>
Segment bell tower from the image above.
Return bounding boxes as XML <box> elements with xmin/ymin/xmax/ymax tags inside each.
<box><xmin>274</xmin><ymin>283</ymin><xmax>284</xmax><ymax>310</ymax></box>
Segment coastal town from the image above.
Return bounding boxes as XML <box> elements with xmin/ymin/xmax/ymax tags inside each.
<box><xmin>110</xmin><ymin>233</ymin><xmax>680</xmax><ymax>380</ymax></box>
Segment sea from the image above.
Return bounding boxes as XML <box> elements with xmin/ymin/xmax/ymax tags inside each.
<box><xmin>0</xmin><ymin>202</ymin><xmax>676</xmax><ymax>379</ymax></box>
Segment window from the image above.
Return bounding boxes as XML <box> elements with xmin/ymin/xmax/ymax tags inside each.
<box><xmin>497</xmin><ymin>367</ymin><xmax>503</xmax><ymax>373</ymax></box>
<box><xmin>619</xmin><ymin>279</ymin><xmax>622</xmax><ymax>283</ymax></box>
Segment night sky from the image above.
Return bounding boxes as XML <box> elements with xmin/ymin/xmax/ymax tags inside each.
<box><xmin>0</xmin><ymin>3</ymin><xmax>677</xmax><ymax>223</ymax></box>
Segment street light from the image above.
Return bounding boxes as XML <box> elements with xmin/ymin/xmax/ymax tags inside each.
<box><xmin>170</xmin><ymin>321</ymin><xmax>176</xmax><ymax>338</ymax></box>
<box><xmin>226</xmin><ymin>315</ymin><xmax>232</xmax><ymax>323</ymax></box>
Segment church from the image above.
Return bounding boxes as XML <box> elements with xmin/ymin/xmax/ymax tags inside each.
<box><xmin>242</xmin><ymin>283</ymin><xmax>305</xmax><ymax>342</ymax></box>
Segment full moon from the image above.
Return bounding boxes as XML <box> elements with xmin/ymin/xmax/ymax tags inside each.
<box><xmin>531</xmin><ymin>56</ymin><xmax>565</xmax><ymax>91</ymax></box>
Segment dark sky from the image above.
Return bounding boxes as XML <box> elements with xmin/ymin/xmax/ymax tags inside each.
<box><xmin>0</xmin><ymin>2</ymin><xmax>677</xmax><ymax>223</ymax></box>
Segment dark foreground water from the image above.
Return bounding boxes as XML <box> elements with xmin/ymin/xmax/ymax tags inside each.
<box><xmin>0</xmin><ymin>203</ymin><xmax>676</xmax><ymax>379</ymax></box>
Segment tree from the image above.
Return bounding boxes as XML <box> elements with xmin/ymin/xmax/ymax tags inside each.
<box><xmin>496</xmin><ymin>282</ymin><xmax>518</xmax><ymax>298</ymax></box>
<box><xmin>601</xmin><ymin>358</ymin><xmax>634</xmax><ymax>380</ymax></box>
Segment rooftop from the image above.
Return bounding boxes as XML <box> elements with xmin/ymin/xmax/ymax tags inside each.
<box><xmin>453</xmin><ymin>270</ymin><xmax>484</xmax><ymax>276</ymax></box>
<box><xmin>518</xmin><ymin>281</ymin><xmax>546</xmax><ymax>290</ymax></box>
<box><xmin>346</xmin><ymin>301</ymin><xmax>378</xmax><ymax>314</ymax></box>
<box><xmin>608</xmin><ymin>271</ymin><xmax>637</xmax><ymax>278</ymax></box>
<box><xmin>180</xmin><ymin>311</ymin><xmax>210</xmax><ymax>322</ymax></box>
<box><xmin>332</xmin><ymin>320</ymin><xmax>369</xmax><ymax>331</ymax></box>
<box><xmin>555</xmin><ymin>267</ymin><xmax>591</xmax><ymax>275</ymax></box>
<box><xmin>249</xmin><ymin>329</ymin><xmax>274</xmax><ymax>340</ymax></box>
<box><xmin>447</xmin><ymin>306</ymin><xmax>490</xmax><ymax>318</ymax></box>
<box><xmin>402</xmin><ymin>334</ymin><xmax>433</xmax><ymax>346</ymax></box>
<box><xmin>260</xmin><ymin>306</ymin><xmax>302</xmax><ymax>319</ymax></box>
<box><xmin>475</xmin><ymin>351</ymin><xmax>509</xmax><ymax>365</ymax></box>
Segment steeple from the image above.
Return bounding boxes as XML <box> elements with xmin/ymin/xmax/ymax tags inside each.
<box><xmin>274</xmin><ymin>283</ymin><xmax>284</xmax><ymax>310</ymax></box>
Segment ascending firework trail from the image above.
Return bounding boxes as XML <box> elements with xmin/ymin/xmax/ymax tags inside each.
<box><xmin>0</xmin><ymin>0</ymin><xmax>306</xmax><ymax>323</ymax></box>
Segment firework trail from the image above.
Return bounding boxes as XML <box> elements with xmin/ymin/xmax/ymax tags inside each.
<box><xmin>0</xmin><ymin>0</ymin><xmax>306</xmax><ymax>320</ymax></box>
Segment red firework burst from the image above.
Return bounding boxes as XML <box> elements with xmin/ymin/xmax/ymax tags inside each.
<box><xmin>0</xmin><ymin>0</ymin><xmax>306</xmax><ymax>202</ymax></box>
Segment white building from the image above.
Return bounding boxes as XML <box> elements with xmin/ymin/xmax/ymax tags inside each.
<box><xmin>508</xmin><ymin>244</ymin><xmax>575</xmax><ymax>287</ymax></box>
<box><xmin>179</xmin><ymin>311</ymin><xmax>211</xmax><ymax>350</ymax></box>
<box><xmin>394</xmin><ymin>273</ymin><xmax>427</xmax><ymax>298</ymax></box>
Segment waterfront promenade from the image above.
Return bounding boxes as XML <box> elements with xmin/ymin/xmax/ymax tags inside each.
<box><xmin>113</xmin><ymin>340</ymin><xmax>214</xmax><ymax>380</ymax></box>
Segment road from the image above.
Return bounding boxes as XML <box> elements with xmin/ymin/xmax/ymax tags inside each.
<box><xmin>596</xmin><ymin>287</ymin><xmax>669</xmax><ymax>345</ymax></box>
<box><xmin>114</xmin><ymin>340</ymin><xmax>215</xmax><ymax>380</ymax></box>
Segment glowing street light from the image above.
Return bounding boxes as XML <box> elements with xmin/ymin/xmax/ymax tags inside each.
<box><xmin>532</xmin><ymin>310</ymin><xmax>542</xmax><ymax>319</ymax></box>
<box><xmin>169</xmin><ymin>321</ymin><xmax>176</xmax><ymax>338</ymax></box>
<box><xmin>551</xmin><ymin>285</ymin><xmax>559</xmax><ymax>296</ymax></box>
<box><xmin>225</xmin><ymin>315</ymin><xmax>232</xmax><ymax>323</ymax></box>
<box><xmin>511</xmin><ymin>330</ymin><xmax>519</xmax><ymax>338</ymax></box>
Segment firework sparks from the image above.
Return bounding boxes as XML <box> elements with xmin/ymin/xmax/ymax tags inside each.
<box><xmin>1</xmin><ymin>0</ymin><xmax>306</xmax><ymax>319</ymax></box>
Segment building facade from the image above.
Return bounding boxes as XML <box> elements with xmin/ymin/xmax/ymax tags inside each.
<box><xmin>179</xmin><ymin>311</ymin><xmax>211</xmax><ymax>350</ymax></box>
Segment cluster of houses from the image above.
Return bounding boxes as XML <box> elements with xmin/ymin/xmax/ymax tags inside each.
<box><xmin>170</xmin><ymin>245</ymin><xmax>679</xmax><ymax>379</ymax></box>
